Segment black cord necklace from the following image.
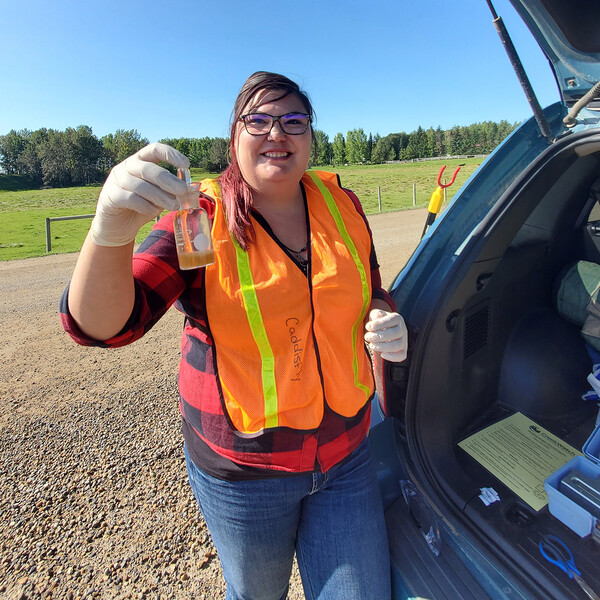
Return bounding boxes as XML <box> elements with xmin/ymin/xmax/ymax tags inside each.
<box><xmin>281</xmin><ymin>242</ymin><xmax>308</xmax><ymax>263</ymax></box>
<box><xmin>280</xmin><ymin>241</ymin><xmax>309</xmax><ymax>274</ymax></box>
<box><xmin>250</xmin><ymin>205</ymin><xmax>310</xmax><ymax>272</ymax></box>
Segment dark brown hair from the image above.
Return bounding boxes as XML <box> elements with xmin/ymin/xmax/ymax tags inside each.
<box><xmin>218</xmin><ymin>71</ymin><xmax>315</xmax><ymax>250</ymax></box>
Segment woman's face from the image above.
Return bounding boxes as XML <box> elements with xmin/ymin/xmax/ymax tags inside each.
<box><xmin>234</xmin><ymin>90</ymin><xmax>312</xmax><ymax>195</ymax></box>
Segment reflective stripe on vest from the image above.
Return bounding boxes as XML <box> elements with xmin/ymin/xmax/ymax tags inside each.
<box><xmin>231</xmin><ymin>235</ymin><xmax>279</xmax><ymax>430</ymax></box>
<box><xmin>203</xmin><ymin>171</ymin><xmax>374</xmax><ymax>435</ymax></box>
<box><xmin>306</xmin><ymin>171</ymin><xmax>371</xmax><ymax>397</ymax></box>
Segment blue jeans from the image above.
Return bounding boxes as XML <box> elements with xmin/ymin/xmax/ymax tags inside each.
<box><xmin>184</xmin><ymin>439</ymin><xmax>391</xmax><ymax>600</ymax></box>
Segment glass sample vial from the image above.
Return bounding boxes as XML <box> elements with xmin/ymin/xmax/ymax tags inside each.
<box><xmin>174</xmin><ymin>168</ymin><xmax>215</xmax><ymax>270</ymax></box>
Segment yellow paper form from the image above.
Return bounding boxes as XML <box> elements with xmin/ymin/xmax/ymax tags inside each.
<box><xmin>458</xmin><ymin>412</ymin><xmax>583</xmax><ymax>511</ymax></box>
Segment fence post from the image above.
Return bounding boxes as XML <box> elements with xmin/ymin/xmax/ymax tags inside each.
<box><xmin>413</xmin><ymin>183</ymin><xmax>417</xmax><ymax>207</ymax></box>
<box><xmin>377</xmin><ymin>186</ymin><xmax>381</xmax><ymax>212</ymax></box>
<box><xmin>44</xmin><ymin>214</ymin><xmax>95</xmax><ymax>253</ymax></box>
<box><xmin>45</xmin><ymin>218</ymin><xmax>51</xmax><ymax>253</ymax></box>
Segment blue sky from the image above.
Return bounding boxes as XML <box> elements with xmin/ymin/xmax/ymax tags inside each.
<box><xmin>1</xmin><ymin>0</ymin><xmax>560</xmax><ymax>143</ymax></box>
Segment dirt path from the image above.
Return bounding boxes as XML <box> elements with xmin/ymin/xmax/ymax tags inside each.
<box><xmin>0</xmin><ymin>208</ymin><xmax>427</xmax><ymax>600</ymax></box>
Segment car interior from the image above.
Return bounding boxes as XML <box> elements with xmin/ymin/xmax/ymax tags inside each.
<box><xmin>387</xmin><ymin>133</ymin><xmax>600</xmax><ymax>597</ymax></box>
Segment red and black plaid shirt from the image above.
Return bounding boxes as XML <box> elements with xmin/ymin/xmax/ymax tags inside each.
<box><xmin>60</xmin><ymin>185</ymin><xmax>394</xmax><ymax>480</ymax></box>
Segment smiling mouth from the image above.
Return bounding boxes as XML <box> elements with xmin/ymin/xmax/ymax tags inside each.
<box><xmin>263</xmin><ymin>152</ymin><xmax>290</xmax><ymax>158</ymax></box>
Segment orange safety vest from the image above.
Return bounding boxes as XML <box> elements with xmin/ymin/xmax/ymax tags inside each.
<box><xmin>202</xmin><ymin>171</ymin><xmax>374</xmax><ymax>436</ymax></box>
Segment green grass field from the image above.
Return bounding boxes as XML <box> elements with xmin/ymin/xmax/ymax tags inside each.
<box><xmin>0</xmin><ymin>158</ymin><xmax>483</xmax><ymax>261</ymax></box>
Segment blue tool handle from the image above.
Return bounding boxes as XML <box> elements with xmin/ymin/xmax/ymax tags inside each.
<box><xmin>539</xmin><ymin>541</ymin><xmax>571</xmax><ymax>577</ymax></box>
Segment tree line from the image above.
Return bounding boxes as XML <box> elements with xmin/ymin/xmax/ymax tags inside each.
<box><xmin>0</xmin><ymin>120</ymin><xmax>517</xmax><ymax>188</ymax></box>
<box><xmin>0</xmin><ymin>127</ymin><xmax>231</xmax><ymax>188</ymax></box>
<box><xmin>313</xmin><ymin>120</ymin><xmax>517</xmax><ymax>166</ymax></box>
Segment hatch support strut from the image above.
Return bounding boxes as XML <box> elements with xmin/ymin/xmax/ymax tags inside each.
<box><xmin>486</xmin><ymin>0</ymin><xmax>554</xmax><ymax>144</ymax></box>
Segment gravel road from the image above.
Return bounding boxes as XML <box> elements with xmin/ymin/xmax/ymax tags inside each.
<box><xmin>0</xmin><ymin>208</ymin><xmax>427</xmax><ymax>600</ymax></box>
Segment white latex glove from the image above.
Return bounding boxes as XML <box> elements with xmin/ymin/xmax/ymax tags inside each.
<box><xmin>90</xmin><ymin>142</ymin><xmax>190</xmax><ymax>246</ymax></box>
<box><xmin>364</xmin><ymin>309</ymin><xmax>408</xmax><ymax>362</ymax></box>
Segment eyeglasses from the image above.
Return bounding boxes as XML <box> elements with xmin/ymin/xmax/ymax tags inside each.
<box><xmin>239</xmin><ymin>112</ymin><xmax>311</xmax><ymax>136</ymax></box>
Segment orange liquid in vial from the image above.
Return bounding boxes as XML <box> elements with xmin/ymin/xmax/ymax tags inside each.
<box><xmin>174</xmin><ymin>205</ymin><xmax>214</xmax><ymax>270</ymax></box>
<box><xmin>176</xmin><ymin>248</ymin><xmax>215</xmax><ymax>270</ymax></box>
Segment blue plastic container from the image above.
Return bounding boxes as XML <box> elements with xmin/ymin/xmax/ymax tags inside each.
<box><xmin>582</xmin><ymin>424</ymin><xmax>600</xmax><ymax>465</ymax></box>
<box><xmin>544</xmin><ymin>454</ymin><xmax>600</xmax><ymax>537</ymax></box>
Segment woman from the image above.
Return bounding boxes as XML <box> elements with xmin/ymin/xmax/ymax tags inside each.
<box><xmin>62</xmin><ymin>71</ymin><xmax>407</xmax><ymax>600</ymax></box>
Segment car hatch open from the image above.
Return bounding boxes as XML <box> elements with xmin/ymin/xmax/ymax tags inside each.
<box><xmin>510</xmin><ymin>0</ymin><xmax>600</xmax><ymax>105</ymax></box>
